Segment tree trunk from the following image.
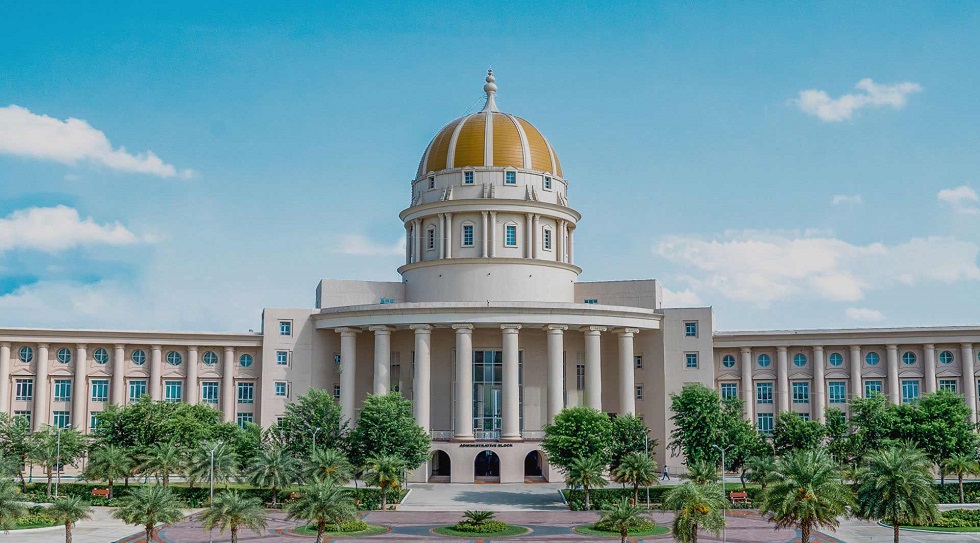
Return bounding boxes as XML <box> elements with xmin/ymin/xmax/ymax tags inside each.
<box><xmin>163</xmin><ymin>473</ymin><xmax>169</xmax><ymax>487</ymax></box>
<box><xmin>621</xmin><ymin>527</ymin><xmax>627</xmax><ymax>543</ymax></box>
<box><xmin>633</xmin><ymin>483</ymin><xmax>639</xmax><ymax>505</ymax></box>
<box><xmin>381</xmin><ymin>487</ymin><xmax>387</xmax><ymax>510</ymax></box>
<box><xmin>893</xmin><ymin>520</ymin><xmax>899</xmax><ymax>543</ymax></box>
<box><xmin>145</xmin><ymin>525</ymin><xmax>154</xmax><ymax>543</ymax></box>
<box><xmin>272</xmin><ymin>487</ymin><xmax>278</xmax><ymax>506</ymax></box>
<box><xmin>65</xmin><ymin>521</ymin><xmax>72</xmax><ymax>543</ymax></box>
<box><xmin>939</xmin><ymin>466</ymin><xmax>945</xmax><ymax>486</ymax></box>
<box><xmin>960</xmin><ymin>474</ymin><xmax>965</xmax><ymax>503</ymax></box>
<box><xmin>46</xmin><ymin>466</ymin><xmax>53</xmax><ymax>497</ymax></box>
<box><xmin>801</xmin><ymin>523</ymin><xmax>810</xmax><ymax>543</ymax></box>
<box><xmin>692</xmin><ymin>526</ymin><xmax>697</xmax><ymax>543</ymax></box>
<box><xmin>740</xmin><ymin>471</ymin><xmax>747</xmax><ymax>491</ymax></box>
<box><xmin>316</xmin><ymin>523</ymin><xmax>325</xmax><ymax>543</ymax></box>
<box><xmin>231</xmin><ymin>525</ymin><xmax>238</xmax><ymax>543</ymax></box>
<box><xmin>584</xmin><ymin>486</ymin><xmax>591</xmax><ymax>510</ymax></box>
<box><xmin>108</xmin><ymin>479</ymin><xmax>114</xmax><ymax>499</ymax></box>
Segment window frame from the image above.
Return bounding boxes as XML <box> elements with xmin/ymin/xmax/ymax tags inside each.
<box><xmin>19</xmin><ymin>346</ymin><xmax>33</xmax><ymax>363</ymax></box>
<box><xmin>634</xmin><ymin>384</ymin><xmax>643</xmax><ymax>400</ymax></box>
<box><xmin>938</xmin><ymin>379</ymin><xmax>958</xmax><ymax>393</ymax></box>
<box><xmin>463</xmin><ymin>171</ymin><xmax>474</xmax><ymax>184</ymax></box>
<box><xmin>52</xmin><ymin>411</ymin><xmax>70</xmax><ymax>429</ymax></box>
<box><xmin>757</xmin><ymin>354</ymin><xmax>772</xmax><ymax>367</ymax></box>
<box><xmin>131</xmin><ymin>350</ymin><xmax>146</xmax><ymax>366</ymax></box>
<box><xmin>237</xmin><ymin>382</ymin><xmax>255</xmax><ymax>404</ymax></box>
<box><xmin>274</xmin><ymin>381</ymin><xmax>289</xmax><ymax>397</ymax></box>
<box><xmin>279</xmin><ymin>320</ymin><xmax>292</xmax><ymax>336</ymax></box>
<box><xmin>757</xmin><ymin>413</ymin><xmax>774</xmax><ymax>434</ymax></box>
<box><xmin>721</xmin><ymin>354</ymin><xmax>736</xmax><ymax>368</ymax></box>
<box><xmin>14</xmin><ymin>378</ymin><xmax>33</xmax><ymax>401</ymax></box>
<box><xmin>504</xmin><ymin>224</ymin><xmax>518</xmax><ymax>247</ymax></box>
<box><xmin>634</xmin><ymin>355</ymin><xmax>643</xmax><ymax>369</ymax></box>
<box><xmin>90</xmin><ymin>379</ymin><xmax>109</xmax><ymax>402</ymax></box>
<box><xmin>275</xmin><ymin>350</ymin><xmax>289</xmax><ymax>366</ymax></box>
<box><xmin>684</xmin><ymin>321</ymin><xmax>698</xmax><ymax>337</ymax></box>
<box><xmin>865</xmin><ymin>380</ymin><xmax>883</xmax><ymax>397</ymax></box>
<box><xmin>829</xmin><ymin>352</ymin><xmax>843</xmax><ymax>366</ymax></box>
<box><xmin>53</xmin><ymin>379</ymin><xmax>72</xmax><ymax>402</ymax></box>
<box><xmin>828</xmin><ymin>381</ymin><xmax>847</xmax><ymax>404</ymax></box>
<box><xmin>504</xmin><ymin>170</ymin><xmax>517</xmax><ymax>185</ymax></box>
<box><xmin>720</xmin><ymin>382</ymin><xmax>738</xmax><ymax>400</ymax></box>
<box><xmin>865</xmin><ymin>352</ymin><xmax>880</xmax><ymax>366</ymax></box>
<box><xmin>201</xmin><ymin>381</ymin><xmax>219</xmax><ymax>404</ymax></box>
<box><xmin>940</xmin><ymin>350</ymin><xmax>955</xmax><ymax>364</ymax></box>
<box><xmin>461</xmin><ymin>222</ymin><xmax>475</xmax><ymax>247</ymax></box>
<box><xmin>792</xmin><ymin>381</ymin><xmax>810</xmax><ymax>404</ymax></box>
<box><xmin>756</xmin><ymin>382</ymin><xmax>774</xmax><ymax>404</ymax></box>
<box><xmin>93</xmin><ymin>348</ymin><xmax>109</xmax><ymax>365</ymax></box>
<box><xmin>203</xmin><ymin>351</ymin><xmax>218</xmax><ymax>366</ymax></box>
<box><xmin>128</xmin><ymin>380</ymin><xmax>148</xmax><ymax>401</ymax></box>
<box><xmin>426</xmin><ymin>226</ymin><xmax>436</xmax><ymax>251</ymax></box>
<box><xmin>427</xmin><ymin>176</ymin><xmax>435</xmax><ymax>189</ymax></box>
<box><xmin>902</xmin><ymin>351</ymin><xmax>916</xmax><ymax>365</ymax></box>
<box><xmin>164</xmin><ymin>380</ymin><xmax>183</xmax><ymax>403</ymax></box>
<box><xmin>901</xmin><ymin>379</ymin><xmax>920</xmax><ymax>403</ymax></box>
<box><xmin>57</xmin><ymin>348</ymin><xmax>72</xmax><ymax>364</ymax></box>
<box><xmin>685</xmin><ymin>352</ymin><xmax>699</xmax><ymax>369</ymax></box>
<box><xmin>542</xmin><ymin>227</ymin><xmax>552</xmax><ymax>251</ymax></box>
<box><xmin>239</xmin><ymin>354</ymin><xmax>254</xmax><ymax>368</ymax></box>
<box><xmin>793</xmin><ymin>353</ymin><xmax>807</xmax><ymax>367</ymax></box>
<box><xmin>166</xmin><ymin>351</ymin><xmax>183</xmax><ymax>366</ymax></box>
<box><xmin>543</xmin><ymin>176</ymin><xmax>552</xmax><ymax>190</ymax></box>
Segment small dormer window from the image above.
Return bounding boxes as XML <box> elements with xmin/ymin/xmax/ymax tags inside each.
<box><xmin>543</xmin><ymin>228</ymin><xmax>552</xmax><ymax>250</ymax></box>
<box><xmin>544</xmin><ymin>176</ymin><xmax>552</xmax><ymax>190</ymax></box>
<box><xmin>380</xmin><ymin>298</ymin><xmax>395</xmax><ymax>304</ymax></box>
<box><xmin>464</xmin><ymin>171</ymin><xmax>474</xmax><ymax>184</ymax></box>
<box><xmin>584</xmin><ymin>299</ymin><xmax>598</xmax><ymax>304</ymax></box>
<box><xmin>505</xmin><ymin>171</ymin><xmax>516</xmax><ymax>185</ymax></box>
<box><xmin>428</xmin><ymin>177</ymin><xmax>435</xmax><ymax>189</ymax></box>
<box><xmin>426</xmin><ymin>227</ymin><xmax>436</xmax><ymax>250</ymax></box>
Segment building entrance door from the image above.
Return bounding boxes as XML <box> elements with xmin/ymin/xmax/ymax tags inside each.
<box><xmin>474</xmin><ymin>450</ymin><xmax>500</xmax><ymax>481</ymax></box>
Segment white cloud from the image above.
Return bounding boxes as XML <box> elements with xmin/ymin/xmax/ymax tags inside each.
<box><xmin>656</xmin><ymin>230</ymin><xmax>980</xmax><ymax>306</ymax></box>
<box><xmin>845</xmin><ymin>307</ymin><xmax>885</xmax><ymax>322</ymax></box>
<box><xmin>832</xmin><ymin>194</ymin><xmax>863</xmax><ymax>206</ymax></box>
<box><xmin>334</xmin><ymin>234</ymin><xmax>405</xmax><ymax>256</ymax></box>
<box><xmin>794</xmin><ymin>78</ymin><xmax>922</xmax><ymax>122</ymax></box>
<box><xmin>0</xmin><ymin>205</ymin><xmax>144</xmax><ymax>254</ymax></box>
<box><xmin>0</xmin><ymin>105</ymin><xmax>193</xmax><ymax>178</ymax></box>
<box><xmin>937</xmin><ymin>185</ymin><xmax>979</xmax><ymax>215</ymax></box>
<box><xmin>661</xmin><ymin>287</ymin><xmax>703</xmax><ymax>307</ymax></box>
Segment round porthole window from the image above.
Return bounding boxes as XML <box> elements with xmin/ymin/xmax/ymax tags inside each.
<box><xmin>203</xmin><ymin>351</ymin><xmax>218</xmax><ymax>366</ymax></box>
<box><xmin>167</xmin><ymin>351</ymin><xmax>182</xmax><ymax>366</ymax></box>
<box><xmin>57</xmin><ymin>348</ymin><xmax>72</xmax><ymax>364</ymax></box>
<box><xmin>722</xmin><ymin>355</ymin><xmax>736</xmax><ymax>368</ymax></box>
<box><xmin>132</xmin><ymin>350</ymin><xmax>146</xmax><ymax>365</ymax></box>
<box><xmin>757</xmin><ymin>354</ymin><xmax>771</xmax><ymax>368</ymax></box>
<box><xmin>829</xmin><ymin>353</ymin><xmax>843</xmax><ymax>366</ymax></box>
<box><xmin>866</xmin><ymin>352</ymin><xmax>880</xmax><ymax>365</ymax></box>
<box><xmin>239</xmin><ymin>354</ymin><xmax>253</xmax><ymax>368</ymax></box>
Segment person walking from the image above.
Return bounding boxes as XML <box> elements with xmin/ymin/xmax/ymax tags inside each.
<box><xmin>661</xmin><ymin>465</ymin><xmax>670</xmax><ymax>481</ymax></box>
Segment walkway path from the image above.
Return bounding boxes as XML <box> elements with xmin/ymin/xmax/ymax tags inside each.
<box><xmin>0</xmin><ymin>506</ymin><xmax>150</xmax><ymax>543</ymax></box>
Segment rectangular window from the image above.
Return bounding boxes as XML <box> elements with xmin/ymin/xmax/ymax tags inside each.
<box><xmin>505</xmin><ymin>225</ymin><xmax>517</xmax><ymax>247</ymax></box>
<box><xmin>901</xmin><ymin>380</ymin><xmax>920</xmax><ymax>403</ymax></box>
<box><xmin>274</xmin><ymin>381</ymin><xmax>289</xmax><ymax>397</ymax></box>
<box><xmin>164</xmin><ymin>381</ymin><xmax>183</xmax><ymax>403</ymax></box>
<box><xmin>635</xmin><ymin>384</ymin><xmax>643</xmax><ymax>400</ymax></box>
<box><xmin>236</xmin><ymin>412</ymin><xmax>254</xmax><ymax>429</ymax></box>
<box><xmin>89</xmin><ymin>412</ymin><xmax>102</xmax><ymax>429</ymax></box>
<box><xmin>800</xmin><ymin>413</ymin><xmax>810</xmax><ymax>422</ymax></box>
<box><xmin>390</xmin><ymin>363</ymin><xmax>400</xmax><ymax>393</ymax></box>
<box><xmin>865</xmin><ymin>380</ymin><xmax>883</xmax><ymax>397</ymax></box>
<box><xmin>14</xmin><ymin>379</ymin><xmax>33</xmax><ymax>401</ymax></box>
<box><xmin>276</xmin><ymin>350</ymin><xmax>289</xmax><ymax>365</ymax></box>
<box><xmin>584</xmin><ymin>299</ymin><xmax>598</xmax><ymax>304</ymax></box>
<box><xmin>756</xmin><ymin>382</ymin><xmax>774</xmax><ymax>404</ymax></box>
<box><xmin>505</xmin><ymin>171</ymin><xmax>516</xmax><ymax>185</ymax></box>
<box><xmin>91</xmin><ymin>379</ymin><xmax>109</xmax><ymax>402</ymax></box>
<box><xmin>828</xmin><ymin>381</ymin><xmax>847</xmax><ymax>404</ymax></box>
<box><xmin>634</xmin><ymin>355</ymin><xmax>643</xmax><ymax>369</ymax></box>
<box><xmin>939</xmin><ymin>379</ymin><xmax>958</xmax><ymax>393</ymax></box>
<box><xmin>792</xmin><ymin>382</ymin><xmax>810</xmax><ymax>404</ymax></box>
<box><xmin>720</xmin><ymin>382</ymin><xmax>738</xmax><ymax>400</ymax></box>
<box><xmin>53</xmin><ymin>379</ymin><xmax>72</xmax><ymax>402</ymax></box>
<box><xmin>464</xmin><ymin>171</ymin><xmax>474</xmax><ymax>184</ymax></box>
<box><xmin>278</xmin><ymin>320</ymin><xmax>292</xmax><ymax>336</ymax></box>
<box><xmin>201</xmin><ymin>382</ymin><xmax>219</xmax><ymax>404</ymax></box>
<box><xmin>576</xmin><ymin>363</ymin><xmax>585</xmax><ymax>391</ymax></box>
<box><xmin>129</xmin><ymin>380</ymin><xmax>147</xmax><ymax>401</ymax></box>
<box><xmin>684</xmin><ymin>321</ymin><xmax>698</xmax><ymax>337</ymax></box>
<box><xmin>427</xmin><ymin>228</ymin><xmax>435</xmax><ymax>250</ymax></box>
<box><xmin>685</xmin><ymin>353</ymin><xmax>699</xmax><ymax>368</ymax></box>
<box><xmin>52</xmin><ymin>411</ymin><xmax>70</xmax><ymax>429</ymax></box>
<box><xmin>427</xmin><ymin>177</ymin><xmax>435</xmax><ymax>189</ymax></box>
<box><xmin>238</xmin><ymin>382</ymin><xmax>255</xmax><ymax>404</ymax></box>
<box><xmin>462</xmin><ymin>224</ymin><xmax>474</xmax><ymax>246</ymax></box>
<box><xmin>13</xmin><ymin>410</ymin><xmax>31</xmax><ymax>426</ymax></box>
<box><xmin>757</xmin><ymin>413</ymin><xmax>774</xmax><ymax>434</ymax></box>
<box><xmin>544</xmin><ymin>176</ymin><xmax>552</xmax><ymax>190</ymax></box>
<box><xmin>379</xmin><ymin>298</ymin><xmax>395</xmax><ymax>304</ymax></box>
<box><xmin>543</xmin><ymin>228</ymin><xmax>552</xmax><ymax>250</ymax></box>
<box><xmin>333</xmin><ymin>384</ymin><xmax>341</xmax><ymax>400</ymax></box>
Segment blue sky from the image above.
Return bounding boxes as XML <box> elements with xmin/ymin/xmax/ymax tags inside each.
<box><xmin>1</xmin><ymin>1</ymin><xmax>978</xmax><ymax>332</ymax></box>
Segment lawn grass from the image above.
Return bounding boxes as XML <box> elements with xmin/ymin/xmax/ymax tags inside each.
<box><xmin>895</xmin><ymin>524</ymin><xmax>980</xmax><ymax>533</ymax></box>
<box><xmin>573</xmin><ymin>525</ymin><xmax>670</xmax><ymax>537</ymax></box>
<box><xmin>432</xmin><ymin>524</ymin><xmax>530</xmax><ymax>537</ymax></box>
<box><xmin>12</xmin><ymin>519</ymin><xmax>59</xmax><ymax>530</ymax></box>
<box><xmin>295</xmin><ymin>524</ymin><xmax>388</xmax><ymax>536</ymax></box>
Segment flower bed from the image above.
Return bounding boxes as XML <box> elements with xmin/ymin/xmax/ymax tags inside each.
<box><xmin>295</xmin><ymin>521</ymin><xmax>388</xmax><ymax>536</ymax></box>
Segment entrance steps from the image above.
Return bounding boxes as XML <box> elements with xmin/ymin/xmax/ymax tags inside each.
<box><xmin>400</xmin><ymin>482</ymin><xmax>567</xmax><ymax>511</ymax></box>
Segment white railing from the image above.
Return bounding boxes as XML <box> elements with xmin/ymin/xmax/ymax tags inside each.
<box><xmin>474</xmin><ymin>429</ymin><xmax>500</xmax><ymax>440</ymax></box>
<box><xmin>430</xmin><ymin>430</ymin><xmax>452</xmax><ymax>440</ymax></box>
<box><xmin>522</xmin><ymin>430</ymin><xmax>545</xmax><ymax>439</ymax></box>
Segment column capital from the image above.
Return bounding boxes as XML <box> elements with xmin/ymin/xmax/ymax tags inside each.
<box><xmin>368</xmin><ymin>325</ymin><xmax>393</xmax><ymax>334</ymax></box>
<box><xmin>410</xmin><ymin>324</ymin><xmax>433</xmax><ymax>332</ymax></box>
<box><xmin>452</xmin><ymin>323</ymin><xmax>474</xmax><ymax>333</ymax></box>
<box><xmin>444</xmin><ymin>212</ymin><xmax>453</xmax><ymax>219</ymax></box>
<box><xmin>962</xmin><ymin>342</ymin><xmax>976</xmax><ymax>349</ymax></box>
<box><xmin>924</xmin><ymin>343</ymin><xmax>936</xmax><ymax>350</ymax></box>
<box><xmin>335</xmin><ymin>327</ymin><xmax>361</xmax><ymax>336</ymax></box>
<box><xmin>413</xmin><ymin>217</ymin><xmax>421</xmax><ymax>225</ymax></box>
<box><xmin>187</xmin><ymin>345</ymin><xmax>199</xmax><ymax>353</ymax></box>
<box><xmin>740</xmin><ymin>346</ymin><xmax>752</xmax><ymax>354</ymax></box>
<box><xmin>0</xmin><ymin>342</ymin><xmax>9</xmax><ymax>348</ymax></box>
<box><xmin>223</xmin><ymin>346</ymin><xmax>235</xmax><ymax>352</ymax></box>
<box><xmin>886</xmin><ymin>344</ymin><xmax>899</xmax><ymax>351</ymax></box>
<box><xmin>544</xmin><ymin>324</ymin><xmax>568</xmax><ymax>333</ymax></box>
<box><xmin>580</xmin><ymin>326</ymin><xmax>607</xmax><ymax>334</ymax></box>
<box><xmin>114</xmin><ymin>344</ymin><xmax>126</xmax><ymax>350</ymax></box>
<box><xmin>615</xmin><ymin>328</ymin><xmax>640</xmax><ymax>336</ymax></box>
<box><xmin>812</xmin><ymin>345</ymin><xmax>824</xmax><ymax>353</ymax></box>
<box><xmin>500</xmin><ymin>324</ymin><xmax>522</xmax><ymax>332</ymax></box>
<box><xmin>490</xmin><ymin>211</ymin><xmax>497</xmax><ymax>218</ymax></box>
<box><xmin>151</xmin><ymin>344</ymin><xmax>163</xmax><ymax>351</ymax></box>
<box><xmin>776</xmin><ymin>346</ymin><xmax>788</xmax><ymax>353</ymax></box>
<box><xmin>481</xmin><ymin>210</ymin><xmax>488</xmax><ymax>217</ymax></box>
<box><xmin>37</xmin><ymin>343</ymin><xmax>49</xmax><ymax>349</ymax></box>
<box><xmin>74</xmin><ymin>343</ymin><xmax>86</xmax><ymax>350</ymax></box>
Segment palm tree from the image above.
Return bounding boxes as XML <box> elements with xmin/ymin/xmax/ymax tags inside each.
<box><xmin>284</xmin><ymin>483</ymin><xmax>357</xmax><ymax>543</ymax></box>
<box><xmin>0</xmin><ymin>452</ymin><xmax>20</xmax><ymax>478</ymax></box>
<box><xmin>305</xmin><ymin>448</ymin><xmax>353</xmax><ymax>486</ymax></box>
<box><xmin>684</xmin><ymin>459</ymin><xmax>720</xmax><ymax>486</ymax></box>
<box><xmin>112</xmin><ymin>484</ymin><xmax>184</xmax><ymax>543</ymax></box>
<box><xmin>84</xmin><ymin>444</ymin><xmax>133</xmax><ymax>499</ymax></box>
<box><xmin>48</xmin><ymin>495</ymin><xmax>93</xmax><ymax>543</ymax></box>
<box><xmin>187</xmin><ymin>441</ymin><xmax>239</xmax><ymax>489</ymax></box>
<box><xmin>363</xmin><ymin>454</ymin><xmax>405</xmax><ymax>510</ymax></box>
<box><xmin>942</xmin><ymin>454</ymin><xmax>979</xmax><ymax>504</ymax></box>
<box><xmin>855</xmin><ymin>444</ymin><xmax>939</xmax><ymax>543</ymax></box>
<box><xmin>247</xmin><ymin>444</ymin><xmax>298</xmax><ymax>506</ymax></box>
<box><xmin>139</xmin><ymin>442</ymin><xmax>184</xmax><ymax>487</ymax></box>
<box><xmin>759</xmin><ymin>449</ymin><xmax>852</xmax><ymax>543</ymax></box>
<box><xmin>599</xmin><ymin>499</ymin><xmax>654</xmax><ymax>543</ymax></box>
<box><xmin>663</xmin><ymin>481</ymin><xmax>726</xmax><ymax>543</ymax></box>
<box><xmin>744</xmin><ymin>455</ymin><xmax>778</xmax><ymax>490</ymax></box>
<box><xmin>0</xmin><ymin>477</ymin><xmax>26</xmax><ymax>531</ymax></box>
<box><xmin>200</xmin><ymin>490</ymin><xmax>268</xmax><ymax>543</ymax></box>
<box><xmin>567</xmin><ymin>455</ymin><xmax>609</xmax><ymax>510</ymax></box>
<box><xmin>462</xmin><ymin>510</ymin><xmax>495</xmax><ymax>525</ymax></box>
<box><xmin>612</xmin><ymin>452</ymin><xmax>657</xmax><ymax>505</ymax></box>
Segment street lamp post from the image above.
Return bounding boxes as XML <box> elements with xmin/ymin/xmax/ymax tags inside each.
<box><xmin>713</xmin><ymin>444</ymin><xmax>733</xmax><ymax>543</ymax></box>
<box><xmin>310</xmin><ymin>427</ymin><xmax>322</xmax><ymax>456</ymax></box>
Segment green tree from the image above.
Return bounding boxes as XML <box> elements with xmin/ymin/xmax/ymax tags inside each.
<box><xmin>942</xmin><ymin>454</ymin><xmax>979</xmax><ymax>504</ymax></box>
<box><xmin>824</xmin><ymin>408</ymin><xmax>851</xmax><ymax>466</ymax></box>
<box><xmin>347</xmin><ymin>393</ymin><xmax>430</xmax><ymax>471</ymax></box>
<box><xmin>663</xmin><ymin>481</ymin><xmax>726</xmax><ymax>543</ymax></box>
<box><xmin>285</xmin><ymin>483</ymin><xmax>356</xmax><ymax>543</ymax></box>
<box><xmin>772</xmin><ymin>412</ymin><xmax>824</xmax><ymax>455</ymax></box>
<box><xmin>612</xmin><ymin>452</ymin><xmax>657</xmax><ymax>505</ymax></box>
<box><xmin>567</xmin><ymin>455</ymin><xmax>609</xmax><ymax>510</ymax></box>
<box><xmin>187</xmin><ymin>440</ymin><xmax>239</xmax><ymax>489</ymax></box>
<box><xmin>362</xmin><ymin>453</ymin><xmax>405</xmax><ymax>509</ymax></box>
<box><xmin>542</xmin><ymin>407</ymin><xmax>614</xmax><ymax>472</ymax></box>
<box><xmin>684</xmin><ymin>460</ymin><xmax>719</xmax><ymax>486</ymax></box>
<box><xmin>274</xmin><ymin>388</ymin><xmax>347</xmax><ymax>462</ymax></box>
<box><xmin>759</xmin><ymin>449</ymin><xmax>852</xmax><ymax>543</ymax></box>
<box><xmin>609</xmin><ymin>414</ymin><xmax>653</xmax><ymax>469</ymax></box>
<box><xmin>855</xmin><ymin>444</ymin><xmax>939</xmax><ymax>543</ymax></box>
<box><xmin>599</xmin><ymin>499</ymin><xmax>654</xmax><ymax>543</ymax></box>
<box><xmin>668</xmin><ymin>385</ymin><xmax>724</xmax><ymax>467</ymax></box>
<box><xmin>891</xmin><ymin>391</ymin><xmax>977</xmax><ymax>483</ymax></box>
<box><xmin>719</xmin><ymin>398</ymin><xmax>766</xmax><ymax>482</ymax></box>
<box><xmin>306</xmin><ymin>448</ymin><xmax>353</xmax><ymax>486</ymax></box>
<box><xmin>744</xmin><ymin>455</ymin><xmax>778</xmax><ymax>490</ymax></box>
<box><xmin>84</xmin><ymin>444</ymin><xmax>133</xmax><ymax>499</ymax></box>
<box><xmin>49</xmin><ymin>495</ymin><xmax>93</xmax><ymax>543</ymax></box>
<box><xmin>0</xmin><ymin>477</ymin><xmax>26</xmax><ymax>531</ymax></box>
<box><xmin>139</xmin><ymin>442</ymin><xmax>184</xmax><ymax>486</ymax></box>
<box><xmin>247</xmin><ymin>444</ymin><xmax>298</xmax><ymax>505</ymax></box>
<box><xmin>200</xmin><ymin>490</ymin><xmax>268</xmax><ymax>543</ymax></box>
<box><xmin>0</xmin><ymin>414</ymin><xmax>34</xmax><ymax>489</ymax></box>
<box><xmin>29</xmin><ymin>426</ymin><xmax>86</xmax><ymax>497</ymax></box>
<box><xmin>112</xmin><ymin>484</ymin><xmax>184</xmax><ymax>543</ymax></box>
<box><xmin>849</xmin><ymin>395</ymin><xmax>896</xmax><ymax>462</ymax></box>
<box><xmin>93</xmin><ymin>397</ymin><xmax>236</xmax><ymax>451</ymax></box>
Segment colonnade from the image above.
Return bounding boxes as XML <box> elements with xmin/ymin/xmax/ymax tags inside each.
<box><xmin>405</xmin><ymin>213</ymin><xmax>575</xmax><ymax>265</ymax></box>
<box><xmin>335</xmin><ymin>324</ymin><xmax>640</xmax><ymax>440</ymax></box>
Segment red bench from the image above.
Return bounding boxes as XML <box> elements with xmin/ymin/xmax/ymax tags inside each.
<box><xmin>729</xmin><ymin>491</ymin><xmax>751</xmax><ymax>505</ymax></box>
<box><xmin>91</xmin><ymin>488</ymin><xmax>110</xmax><ymax>498</ymax></box>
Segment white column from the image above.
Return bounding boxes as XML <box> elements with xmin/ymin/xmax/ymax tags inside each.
<box><xmin>813</xmin><ymin>346</ymin><xmax>826</xmax><ymax>423</ymax></box>
<box><xmin>546</xmin><ymin>325</ymin><xmax>566</xmax><ymax>423</ymax></box>
<box><xmin>72</xmin><ymin>344</ymin><xmax>87</xmax><ymax>431</ymax></box>
<box><xmin>740</xmin><ymin>347</ymin><xmax>754</xmax><ymax>423</ymax></box>
<box><xmin>849</xmin><ymin>345</ymin><xmax>863</xmax><ymax>399</ymax></box>
<box><xmin>112</xmin><ymin>345</ymin><xmax>126</xmax><ymax>405</ymax></box>
<box><xmin>501</xmin><ymin>324</ymin><xmax>522</xmax><ymax>440</ymax></box>
<box><xmin>924</xmin><ymin>344</ymin><xmax>937</xmax><ymax>394</ymax></box>
<box><xmin>481</xmin><ymin>211</ymin><xmax>489</xmax><ymax>258</ymax></box>
<box><xmin>221</xmin><ymin>347</ymin><xmax>235</xmax><ymax>422</ymax></box>
<box><xmin>583</xmin><ymin>326</ymin><xmax>605</xmax><ymax>411</ymax></box>
<box><xmin>489</xmin><ymin>211</ymin><xmax>497</xmax><ymax>258</ymax></box>
<box><xmin>337</xmin><ymin>328</ymin><xmax>359</xmax><ymax>423</ymax></box>
<box><xmin>453</xmin><ymin>324</ymin><xmax>474</xmax><ymax>440</ymax></box>
<box><xmin>370</xmin><ymin>326</ymin><xmax>392</xmax><ymax>395</ymax></box>
<box><xmin>0</xmin><ymin>343</ymin><xmax>10</xmax><ymax>415</ymax></box>
<box><xmin>568</xmin><ymin>227</ymin><xmax>575</xmax><ymax>265</ymax></box>
<box><xmin>532</xmin><ymin>215</ymin><xmax>540</xmax><ymax>259</ymax></box>
<box><xmin>445</xmin><ymin>213</ymin><xmax>453</xmax><ymax>259</ymax></box>
<box><xmin>150</xmin><ymin>345</ymin><xmax>163</xmax><ymax>401</ymax></box>
<box><xmin>617</xmin><ymin>329</ymin><xmax>637</xmax><ymax>415</ymax></box>
<box><xmin>886</xmin><ymin>345</ymin><xmax>900</xmax><ymax>405</ymax></box>
<box><xmin>405</xmin><ymin>225</ymin><xmax>412</xmax><ymax>264</ymax></box>
<box><xmin>411</xmin><ymin>325</ymin><xmax>432</xmax><ymax>432</ymax></box>
<box><xmin>557</xmin><ymin>220</ymin><xmax>565</xmax><ymax>262</ymax></box>
<box><xmin>776</xmin><ymin>346</ymin><xmax>789</xmax><ymax>413</ymax></box>
<box><xmin>33</xmin><ymin>344</ymin><xmax>49</xmax><ymax>431</ymax></box>
<box><xmin>437</xmin><ymin>214</ymin><xmax>445</xmax><ymax>259</ymax></box>
<box><xmin>962</xmin><ymin>343</ymin><xmax>977</xmax><ymax>424</ymax></box>
<box><xmin>413</xmin><ymin>219</ymin><xmax>422</xmax><ymax>263</ymax></box>
<box><xmin>525</xmin><ymin>213</ymin><xmax>533</xmax><ymax>258</ymax></box>
<box><xmin>186</xmin><ymin>346</ymin><xmax>199</xmax><ymax>406</ymax></box>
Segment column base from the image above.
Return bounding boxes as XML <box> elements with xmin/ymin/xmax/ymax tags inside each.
<box><xmin>451</xmin><ymin>435</ymin><xmax>475</xmax><ymax>442</ymax></box>
<box><xmin>499</xmin><ymin>434</ymin><xmax>523</xmax><ymax>442</ymax></box>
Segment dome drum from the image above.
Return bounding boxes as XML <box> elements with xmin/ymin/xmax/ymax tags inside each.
<box><xmin>412</xmin><ymin>168</ymin><xmax>568</xmax><ymax>208</ymax></box>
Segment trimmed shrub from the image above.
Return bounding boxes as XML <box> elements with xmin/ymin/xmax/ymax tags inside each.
<box><xmin>563</xmin><ymin>486</ymin><xmax>764</xmax><ymax>511</ymax></box>
<box><xmin>593</xmin><ymin>517</ymin><xmax>656</xmax><ymax>532</ymax></box>
<box><xmin>328</xmin><ymin>520</ymin><xmax>369</xmax><ymax>532</ymax></box>
<box><xmin>451</xmin><ymin>520</ymin><xmax>510</xmax><ymax>533</ymax></box>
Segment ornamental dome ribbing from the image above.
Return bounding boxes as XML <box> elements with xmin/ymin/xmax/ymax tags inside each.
<box><xmin>416</xmin><ymin>70</ymin><xmax>563</xmax><ymax>179</ymax></box>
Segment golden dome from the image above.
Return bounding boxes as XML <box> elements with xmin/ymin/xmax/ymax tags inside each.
<box><xmin>416</xmin><ymin>71</ymin><xmax>563</xmax><ymax>179</ymax></box>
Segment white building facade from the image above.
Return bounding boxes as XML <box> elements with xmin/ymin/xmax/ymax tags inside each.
<box><xmin>1</xmin><ymin>71</ymin><xmax>978</xmax><ymax>483</ymax></box>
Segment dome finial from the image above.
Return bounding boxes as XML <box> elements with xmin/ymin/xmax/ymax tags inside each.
<box><xmin>482</xmin><ymin>67</ymin><xmax>499</xmax><ymax>112</ymax></box>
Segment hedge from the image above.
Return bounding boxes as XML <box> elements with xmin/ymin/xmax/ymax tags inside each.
<box><xmin>562</xmin><ymin>485</ymin><xmax>763</xmax><ymax>511</ymax></box>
